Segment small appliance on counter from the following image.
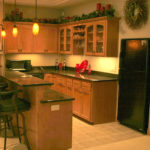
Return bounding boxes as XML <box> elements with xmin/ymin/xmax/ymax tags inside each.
<box><xmin>6</xmin><ymin>59</ymin><xmax>32</xmax><ymax>72</ymax></box>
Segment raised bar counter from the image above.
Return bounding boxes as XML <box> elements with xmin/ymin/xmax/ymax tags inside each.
<box><xmin>0</xmin><ymin>69</ymin><xmax>53</xmax><ymax>86</ymax></box>
<box><xmin>0</xmin><ymin>69</ymin><xmax>74</xmax><ymax>150</ymax></box>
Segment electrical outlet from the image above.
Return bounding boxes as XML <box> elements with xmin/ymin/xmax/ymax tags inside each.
<box><xmin>51</xmin><ymin>104</ymin><xmax>60</xmax><ymax>111</ymax></box>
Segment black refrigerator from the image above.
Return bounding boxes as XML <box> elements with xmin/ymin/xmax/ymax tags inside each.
<box><xmin>118</xmin><ymin>38</ymin><xmax>150</xmax><ymax>133</ymax></box>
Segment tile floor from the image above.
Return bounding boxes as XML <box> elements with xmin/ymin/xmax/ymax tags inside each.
<box><xmin>0</xmin><ymin>117</ymin><xmax>150</xmax><ymax>150</ymax></box>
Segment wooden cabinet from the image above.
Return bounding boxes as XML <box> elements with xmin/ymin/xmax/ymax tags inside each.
<box><xmin>19</xmin><ymin>23</ymin><xmax>34</xmax><ymax>53</ymax></box>
<box><xmin>72</xmin><ymin>25</ymin><xmax>85</xmax><ymax>55</ymax></box>
<box><xmin>73</xmin><ymin>79</ymin><xmax>91</xmax><ymax>121</ymax></box>
<box><xmin>4</xmin><ymin>22</ymin><xmax>20</xmax><ymax>53</ymax></box>
<box><xmin>85</xmin><ymin>18</ymin><xmax>119</xmax><ymax>56</ymax></box>
<box><xmin>85</xmin><ymin>21</ymin><xmax>106</xmax><ymax>56</ymax></box>
<box><xmin>44</xmin><ymin>73</ymin><xmax>57</xmax><ymax>90</ymax></box>
<box><xmin>34</xmin><ymin>24</ymin><xmax>58</xmax><ymax>53</ymax></box>
<box><xmin>4</xmin><ymin>22</ymin><xmax>34</xmax><ymax>53</ymax></box>
<box><xmin>4</xmin><ymin>22</ymin><xmax>58</xmax><ymax>54</ymax></box>
<box><xmin>44</xmin><ymin>73</ymin><xmax>118</xmax><ymax>124</ymax></box>
<box><xmin>58</xmin><ymin>26</ymin><xmax>73</xmax><ymax>54</ymax></box>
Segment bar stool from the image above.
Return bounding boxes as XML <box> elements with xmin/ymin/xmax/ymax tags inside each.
<box><xmin>0</xmin><ymin>89</ymin><xmax>31</xmax><ymax>150</ymax></box>
<box><xmin>0</xmin><ymin>82</ymin><xmax>8</xmax><ymax>91</ymax></box>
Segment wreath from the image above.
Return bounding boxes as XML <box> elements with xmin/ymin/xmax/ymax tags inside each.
<box><xmin>124</xmin><ymin>0</ymin><xmax>148</xmax><ymax>29</ymax></box>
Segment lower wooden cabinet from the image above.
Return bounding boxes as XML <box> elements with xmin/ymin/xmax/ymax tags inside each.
<box><xmin>44</xmin><ymin>73</ymin><xmax>117</xmax><ymax>124</ymax></box>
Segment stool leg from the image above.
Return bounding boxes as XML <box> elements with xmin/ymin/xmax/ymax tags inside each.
<box><xmin>20</xmin><ymin>112</ymin><xmax>31</xmax><ymax>150</ymax></box>
<box><xmin>4</xmin><ymin>116</ymin><xmax>7</xmax><ymax>150</ymax></box>
<box><xmin>9</xmin><ymin>115</ymin><xmax>16</xmax><ymax>137</ymax></box>
<box><xmin>16</xmin><ymin>113</ymin><xmax>21</xmax><ymax>143</ymax></box>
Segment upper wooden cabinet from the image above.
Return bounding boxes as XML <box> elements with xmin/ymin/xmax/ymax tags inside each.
<box><xmin>85</xmin><ymin>18</ymin><xmax>119</xmax><ymax>57</ymax></box>
<box><xmin>4</xmin><ymin>17</ymin><xmax>119</xmax><ymax>56</ymax></box>
<box><xmin>59</xmin><ymin>17</ymin><xmax>119</xmax><ymax>57</ymax></box>
<box><xmin>58</xmin><ymin>26</ymin><xmax>73</xmax><ymax>54</ymax></box>
<box><xmin>34</xmin><ymin>24</ymin><xmax>58</xmax><ymax>53</ymax></box>
<box><xmin>4</xmin><ymin>22</ymin><xmax>58</xmax><ymax>54</ymax></box>
<box><xmin>4</xmin><ymin>22</ymin><xmax>20</xmax><ymax>53</ymax></box>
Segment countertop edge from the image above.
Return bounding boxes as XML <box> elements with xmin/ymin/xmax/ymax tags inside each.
<box><xmin>40</xmin><ymin>98</ymin><xmax>75</xmax><ymax>103</ymax></box>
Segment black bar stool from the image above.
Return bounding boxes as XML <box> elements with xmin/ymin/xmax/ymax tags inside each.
<box><xmin>0</xmin><ymin>82</ymin><xmax>8</xmax><ymax>91</ymax></box>
<box><xmin>0</xmin><ymin>89</ymin><xmax>31</xmax><ymax>150</ymax></box>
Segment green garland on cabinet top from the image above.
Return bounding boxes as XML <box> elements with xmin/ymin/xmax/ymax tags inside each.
<box><xmin>4</xmin><ymin>6</ymin><xmax>115</xmax><ymax>24</ymax></box>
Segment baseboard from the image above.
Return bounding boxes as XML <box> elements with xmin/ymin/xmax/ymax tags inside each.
<box><xmin>147</xmin><ymin>129</ymin><xmax>150</xmax><ymax>135</ymax></box>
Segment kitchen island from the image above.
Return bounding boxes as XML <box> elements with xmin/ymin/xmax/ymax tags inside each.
<box><xmin>25</xmin><ymin>67</ymin><xmax>118</xmax><ymax>124</ymax></box>
<box><xmin>0</xmin><ymin>69</ymin><xmax>74</xmax><ymax>150</ymax></box>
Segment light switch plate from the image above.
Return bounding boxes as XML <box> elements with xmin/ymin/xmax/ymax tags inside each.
<box><xmin>51</xmin><ymin>104</ymin><xmax>60</xmax><ymax>111</ymax></box>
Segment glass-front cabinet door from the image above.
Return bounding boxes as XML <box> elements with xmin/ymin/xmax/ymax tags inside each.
<box><xmin>95</xmin><ymin>21</ymin><xmax>105</xmax><ymax>56</ymax></box>
<box><xmin>85</xmin><ymin>21</ymin><xmax>106</xmax><ymax>56</ymax></box>
<box><xmin>59</xmin><ymin>26</ymin><xmax>72</xmax><ymax>54</ymax></box>
<box><xmin>85</xmin><ymin>24</ymin><xmax>94</xmax><ymax>55</ymax></box>
<box><xmin>65</xmin><ymin>27</ymin><xmax>72</xmax><ymax>54</ymax></box>
<box><xmin>59</xmin><ymin>28</ymin><xmax>65</xmax><ymax>53</ymax></box>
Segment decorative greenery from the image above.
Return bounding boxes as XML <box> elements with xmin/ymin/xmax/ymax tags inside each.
<box><xmin>124</xmin><ymin>0</ymin><xmax>148</xmax><ymax>29</ymax></box>
<box><xmin>4</xmin><ymin>4</ymin><xmax>115</xmax><ymax>24</ymax></box>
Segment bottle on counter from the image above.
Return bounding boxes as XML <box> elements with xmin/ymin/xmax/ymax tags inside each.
<box><xmin>88</xmin><ymin>64</ymin><xmax>91</xmax><ymax>74</ymax></box>
<box><xmin>63</xmin><ymin>59</ymin><xmax>66</xmax><ymax>70</ymax></box>
<box><xmin>55</xmin><ymin>59</ymin><xmax>59</xmax><ymax>70</ymax></box>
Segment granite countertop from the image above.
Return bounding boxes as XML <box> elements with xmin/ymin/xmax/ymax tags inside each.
<box><xmin>41</xmin><ymin>89</ymin><xmax>74</xmax><ymax>103</ymax></box>
<box><xmin>0</xmin><ymin>69</ymin><xmax>53</xmax><ymax>87</ymax></box>
<box><xmin>27</xmin><ymin>66</ymin><xmax>118</xmax><ymax>82</ymax></box>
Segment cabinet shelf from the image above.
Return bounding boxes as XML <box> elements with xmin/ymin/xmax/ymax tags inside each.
<box><xmin>73</xmin><ymin>37</ymin><xmax>85</xmax><ymax>40</ymax></box>
<box><xmin>96</xmin><ymin>40</ymin><xmax>103</xmax><ymax>43</ymax></box>
<box><xmin>87</xmin><ymin>32</ymin><xmax>93</xmax><ymax>34</ymax></box>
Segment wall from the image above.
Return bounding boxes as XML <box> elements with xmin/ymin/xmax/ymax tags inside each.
<box><xmin>5</xmin><ymin>54</ymin><xmax>58</xmax><ymax>66</ymax></box>
<box><xmin>5</xmin><ymin>3</ymin><xmax>62</xmax><ymax>19</ymax></box>
<box><xmin>63</xmin><ymin>0</ymin><xmax>150</xmax><ymax>74</ymax></box>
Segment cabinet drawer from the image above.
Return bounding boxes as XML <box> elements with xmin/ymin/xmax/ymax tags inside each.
<box><xmin>56</xmin><ymin>76</ymin><xmax>66</xmax><ymax>86</ymax></box>
<box><xmin>73</xmin><ymin>80</ymin><xmax>81</xmax><ymax>89</ymax></box>
<box><xmin>67</xmin><ymin>78</ymin><xmax>72</xmax><ymax>87</ymax></box>
<box><xmin>81</xmin><ymin>81</ymin><xmax>91</xmax><ymax>92</ymax></box>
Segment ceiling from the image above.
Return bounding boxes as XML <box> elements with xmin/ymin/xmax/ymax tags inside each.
<box><xmin>3</xmin><ymin>0</ymin><xmax>92</xmax><ymax>8</ymax></box>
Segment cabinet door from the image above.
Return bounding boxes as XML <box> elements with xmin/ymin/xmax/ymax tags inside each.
<box><xmin>34</xmin><ymin>25</ymin><xmax>58</xmax><ymax>53</ymax></box>
<box><xmin>44</xmin><ymin>74</ymin><xmax>56</xmax><ymax>90</ymax></box>
<box><xmin>4</xmin><ymin>22</ymin><xmax>19</xmax><ymax>53</ymax></box>
<box><xmin>85</xmin><ymin>24</ymin><xmax>94</xmax><ymax>55</ymax></box>
<box><xmin>65</xmin><ymin>27</ymin><xmax>72</xmax><ymax>54</ymax></box>
<box><xmin>73</xmin><ymin>80</ymin><xmax>82</xmax><ymax>115</ymax></box>
<box><xmin>94</xmin><ymin>21</ymin><xmax>106</xmax><ymax>56</ymax></box>
<box><xmin>81</xmin><ymin>91</ymin><xmax>91</xmax><ymax>121</ymax></box>
<box><xmin>66</xmin><ymin>78</ymin><xmax>73</xmax><ymax>96</ymax></box>
<box><xmin>59</xmin><ymin>26</ymin><xmax>72</xmax><ymax>54</ymax></box>
<box><xmin>19</xmin><ymin>24</ymin><xmax>34</xmax><ymax>53</ymax></box>
<box><xmin>59</xmin><ymin>28</ymin><xmax>65</xmax><ymax>53</ymax></box>
<box><xmin>80</xmin><ymin>82</ymin><xmax>92</xmax><ymax>121</ymax></box>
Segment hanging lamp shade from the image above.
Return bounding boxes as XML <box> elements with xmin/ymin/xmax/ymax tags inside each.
<box><xmin>12</xmin><ymin>0</ymin><xmax>18</xmax><ymax>37</ymax></box>
<box><xmin>33</xmin><ymin>0</ymin><xmax>39</xmax><ymax>35</ymax></box>
<box><xmin>1</xmin><ymin>0</ymin><xmax>6</xmax><ymax>38</ymax></box>
<box><xmin>12</xmin><ymin>24</ymin><xmax>18</xmax><ymax>37</ymax></box>
<box><xmin>1</xmin><ymin>27</ymin><xmax>6</xmax><ymax>37</ymax></box>
<box><xmin>33</xmin><ymin>23</ymin><xmax>39</xmax><ymax>35</ymax></box>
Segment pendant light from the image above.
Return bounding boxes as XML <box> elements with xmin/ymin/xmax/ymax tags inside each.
<box><xmin>12</xmin><ymin>0</ymin><xmax>18</xmax><ymax>37</ymax></box>
<box><xmin>1</xmin><ymin>26</ymin><xmax>6</xmax><ymax>37</ymax></box>
<box><xmin>32</xmin><ymin>0</ymin><xmax>39</xmax><ymax>35</ymax></box>
<box><xmin>1</xmin><ymin>0</ymin><xmax>6</xmax><ymax>38</ymax></box>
